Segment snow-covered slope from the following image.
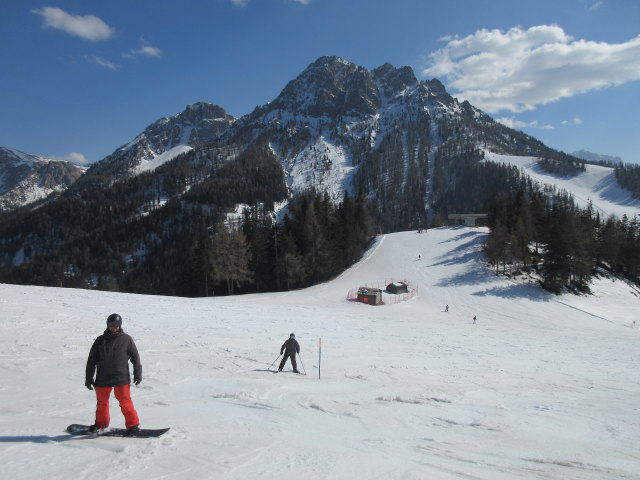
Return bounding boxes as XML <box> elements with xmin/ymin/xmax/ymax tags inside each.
<box><xmin>0</xmin><ymin>147</ymin><xmax>85</xmax><ymax>210</ymax></box>
<box><xmin>485</xmin><ymin>152</ymin><xmax>640</xmax><ymax>219</ymax></box>
<box><xmin>1</xmin><ymin>227</ymin><xmax>638</xmax><ymax>479</ymax></box>
<box><xmin>84</xmin><ymin>103</ymin><xmax>234</xmax><ymax>181</ymax></box>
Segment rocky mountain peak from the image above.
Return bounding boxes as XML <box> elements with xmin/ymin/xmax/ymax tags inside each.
<box><xmin>271</xmin><ymin>56</ymin><xmax>380</xmax><ymax>117</ymax></box>
<box><xmin>83</xmin><ymin>102</ymin><xmax>235</xmax><ymax>181</ymax></box>
<box><xmin>372</xmin><ymin>63</ymin><xmax>418</xmax><ymax>97</ymax></box>
<box><xmin>0</xmin><ymin>147</ymin><xmax>85</xmax><ymax>211</ymax></box>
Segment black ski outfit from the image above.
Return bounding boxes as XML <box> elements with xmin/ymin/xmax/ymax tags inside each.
<box><xmin>279</xmin><ymin>334</ymin><xmax>300</xmax><ymax>372</ymax></box>
<box><xmin>86</xmin><ymin>328</ymin><xmax>142</xmax><ymax>387</ymax></box>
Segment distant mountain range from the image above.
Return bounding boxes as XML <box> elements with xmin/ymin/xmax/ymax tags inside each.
<box><xmin>571</xmin><ymin>149</ymin><xmax>622</xmax><ymax>165</ymax></box>
<box><xmin>0</xmin><ymin>55</ymin><xmax>630</xmax><ymax>295</ymax></box>
<box><xmin>0</xmin><ymin>147</ymin><xmax>85</xmax><ymax>211</ymax></box>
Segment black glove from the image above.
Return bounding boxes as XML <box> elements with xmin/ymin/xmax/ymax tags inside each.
<box><xmin>134</xmin><ymin>378</ymin><xmax>141</xmax><ymax>386</ymax></box>
<box><xmin>85</xmin><ymin>380</ymin><xmax>94</xmax><ymax>390</ymax></box>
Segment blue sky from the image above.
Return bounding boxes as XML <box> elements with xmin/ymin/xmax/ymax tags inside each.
<box><xmin>1</xmin><ymin>0</ymin><xmax>639</xmax><ymax>165</ymax></box>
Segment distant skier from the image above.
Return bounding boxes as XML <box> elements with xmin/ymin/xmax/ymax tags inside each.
<box><xmin>85</xmin><ymin>313</ymin><xmax>142</xmax><ymax>435</ymax></box>
<box><xmin>445</xmin><ymin>305</ymin><xmax>449</xmax><ymax>312</ymax></box>
<box><xmin>473</xmin><ymin>315</ymin><xmax>477</xmax><ymax>324</ymax></box>
<box><xmin>278</xmin><ymin>333</ymin><xmax>300</xmax><ymax>373</ymax></box>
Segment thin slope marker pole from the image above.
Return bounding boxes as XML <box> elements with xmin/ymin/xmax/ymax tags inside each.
<box><xmin>319</xmin><ymin>338</ymin><xmax>322</xmax><ymax>380</ymax></box>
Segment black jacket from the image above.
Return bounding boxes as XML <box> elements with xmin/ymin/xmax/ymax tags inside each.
<box><xmin>281</xmin><ymin>338</ymin><xmax>300</xmax><ymax>356</ymax></box>
<box><xmin>86</xmin><ymin>329</ymin><xmax>142</xmax><ymax>387</ymax></box>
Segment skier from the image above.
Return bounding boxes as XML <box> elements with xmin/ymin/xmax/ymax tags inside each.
<box><xmin>473</xmin><ymin>315</ymin><xmax>477</xmax><ymax>324</ymax></box>
<box><xmin>278</xmin><ymin>333</ymin><xmax>300</xmax><ymax>373</ymax></box>
<box><xmin>445</xmin><ymin>305</ymin><xmax>449</xmax><ymax>312</ymax></box>
<box><xmin>85</xmin><ymin>313</ymin><xmax>142</xmax><ymax>435</ymax></box>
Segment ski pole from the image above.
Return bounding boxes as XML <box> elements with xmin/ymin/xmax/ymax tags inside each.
<box><xmin>268</xmin><ymin>354</ymin><xmax>281</xmax><ymax>370</ymax></box>
<box><xmin>297</xmin><ymin>353</ymin><xmax>307</xmax><ymax>375</ymax></box>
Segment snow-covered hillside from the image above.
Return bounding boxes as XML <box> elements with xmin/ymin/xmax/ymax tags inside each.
<box><xmin>1</xmin><ymin>227</ymin><xmax>638</xmax><ymax>480</ymax></box>
<box><xmin>0</xmin><ymin>147</ymin><xmax>85</xmax><ymax>211</ymax></box>
<box><xmin>485</xmin><ymin>152</ymin><xmax>640</xmax><ymax>219</ymax></box>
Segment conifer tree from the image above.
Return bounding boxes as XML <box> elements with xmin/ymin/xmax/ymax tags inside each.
<box><xmin>210</xmin><ymin>222</ymin><xmax>253</xmax><ymax>295</ymax></box>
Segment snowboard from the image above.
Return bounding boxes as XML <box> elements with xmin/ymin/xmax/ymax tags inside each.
<box><xmin>66</xmin><ymin>424</ymin><xmax>170</xmax><ymax>438</ymax></box>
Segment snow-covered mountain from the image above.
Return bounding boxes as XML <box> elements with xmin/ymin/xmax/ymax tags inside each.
<box><xmin>0</xmin><ymin>147</ymin><xmax>85</xmax><ymax>211</ymax></box>
<box><xmin>1</xmin><ymin>227</ymin><xmax>638</xmax><ymax>479</ymax></box>
<box><xmin>81</xmin><ymin>102</ymin><xmax>235</xmax><ymax>182</ymax></box>
<box><xmin>2</xmin><ymin>56</ymin><xmax>638</xmax><ymax>294</ymax></box>
<box><xmin>208</xmin><ymin>55</ymin><xmax>584</xmax><ymax>232</ymax></box>
<box><xmin>485</xmin><ymin>152</ymin><xmax>640</xmax><ymax>219</ymax></box>
<box><xmin>571</xmin><ymin>149</ymin><xmax>623</xmax><ymax>165</ymax></box>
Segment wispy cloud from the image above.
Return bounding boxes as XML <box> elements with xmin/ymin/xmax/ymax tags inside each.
<box><xmin>422</xmin><ymin>25</ymin><xmax>640</xmax><ymax>113</ymax></box>
<box><xmin>496</xmin><ymin>117</ymin><xmax>554</xmax><ymax>130</ymax></box>
<box><xmin>90</xmin><ymin>55</ymin><xmax>118</xmax><ymax>70</ymax></box>
<box><xmin>589</xmin><ymin>1</ymin><xmax>604</xmax><ymax>11</ymax></box>
<box><xmin>561</xmin><ymin>117</ymin><xmax>583</xmax><ymax>125</ymax></box>
<box><xmin>230</xmin><ymin>0</ymin><xmax>310</xmax><ymax>6</ymax></box>
<box><xmin>31</xmin><ymin>7</ymin><xmax>114</xmax><ymax>42</ymax></box>
<box><xmin>123</xmin><ymin>37</ymin><xmax>163</xmax><ymax>59</ymax></box>
<box><xmin>53</xmin><ymin>152</ymin><xmax>89</xmax><ymax>165</ymax></box>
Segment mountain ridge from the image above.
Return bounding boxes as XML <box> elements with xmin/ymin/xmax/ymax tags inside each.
<box><xmin>0</xmin><ymin>147</ymin><xmax>85</xmax><ymax>211</ymax></box>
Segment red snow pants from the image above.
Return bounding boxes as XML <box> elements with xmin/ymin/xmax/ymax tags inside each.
<box><xmin>94</xmin><ymin>384</ymin><xmax>140</xmax><ymax>429</ymax></box>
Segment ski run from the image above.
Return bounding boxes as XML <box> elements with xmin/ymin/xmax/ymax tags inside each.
<box><xmin>1</xmin><ymin>223</ymin><xmax>639</xmax><ymax>480</ymax></box>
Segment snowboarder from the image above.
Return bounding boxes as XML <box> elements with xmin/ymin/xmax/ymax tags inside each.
<box><xmin>278</xmin><ymin>333</ymin><xmax>300</xmax><ymax>373</ymax></box>
<box><xmin>85</xmin><ymin>313</ymin><xmax>142</xmax><ymax>435</ymax></box>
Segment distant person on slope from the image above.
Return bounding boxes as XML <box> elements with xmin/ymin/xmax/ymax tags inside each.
<box><xmin>278</xmin><ymin>333</ymin><xmax>300</xmax><ymax>373</ymax></box>
<box><xmin>85</xmin><ymin>313</ymin><xmax>142</xmax><ymax>435</ymax></box>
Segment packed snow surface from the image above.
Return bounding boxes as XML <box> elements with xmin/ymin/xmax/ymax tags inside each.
<box><xmin>485</xmin><ymin>152</ymin><xmax>640</xmax><ymax>219</ymax></box>
<box><xmin>1</xmin><ymin>227</ymin><xmax>639</xmax><ymax>479</ymax></box>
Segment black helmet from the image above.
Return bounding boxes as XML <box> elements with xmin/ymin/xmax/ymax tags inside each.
<box><xmin>290</xmin><ymin>333</ymin><xmax>295</xmax><ymax>338</ymax></box>
<box><xmin>107</xmin><ymin>313</ymin><xmax>122</xmax><ymax>327</ymax></box>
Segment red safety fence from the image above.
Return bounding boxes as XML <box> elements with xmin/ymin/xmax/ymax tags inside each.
<box><xmin>346</xmin><ymin>279</ymin><xmax>418</xmax><ymax>305</ymax></box>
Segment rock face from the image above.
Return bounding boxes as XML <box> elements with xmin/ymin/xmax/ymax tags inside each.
<box><xmin>81</xmin><ymin>102</ymin><xmax>235</xmax><ymax>182</ymax></box>
<box><xmin>0</xmin><ymin>147</ymin><xmax>85</xmax><ymax>211</ymax></box>
<box><xmin>3</xmin><ymin>56</ymin><xmax>577</xmax><ymax>217</ymax></box>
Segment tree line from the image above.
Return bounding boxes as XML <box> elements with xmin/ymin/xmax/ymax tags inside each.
<box><xmin>177</xmin><ymin>190</ymin><xmax>373</xmax><ymax>297</ymax></box>
<box><xmin>485</xmin><ymin>188</ymin><xmax>640</xmax><ymax>293</ymax></box>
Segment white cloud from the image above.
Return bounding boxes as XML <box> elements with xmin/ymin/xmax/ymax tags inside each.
<box><xmin>497</xmin><ymin>117</ymin><xmax>554</xmax><ymax>130</ymax></box>
<box><xmin>52</xmin><ymin>152</ymin><xmax>89</xmax><ymax>165</ymax></box>
<box><xmin>561</xmin><ymin>117</ymin><xmax>583</xmax><ymax>125</ymax></box>
<box><xmin>124</xmin><ymin>37</ymin><xmax>163</xmax><ymax>59</ymax></box>
<box><xmin>31</xmin><ymin>7</ymin><xmax>114</xmax><ymax>42</ymax></box>
<box><xmin>422</xmin><ymin>25</ymin><xmax>640</xmax><ymax>113</ymax></box>
<box><xmin>91</xmin><ymin>56</ymin><xmax>118</xmax><ymax>70</ymax></box>
<box><xmin>589</xmin><ymin>1</ymin><xmax>604</xmax><ymax>11</ymax></box>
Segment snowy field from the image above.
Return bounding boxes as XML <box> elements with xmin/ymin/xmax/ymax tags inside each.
<box><xmin>484</xmin><ymin>152</ymin><xmax>640</xmax><ymax>219</ymax></box>
<box><xmin>1</xmin><ymin>226</ymin><xmax>639</xmax><ymax>480</ymax></box>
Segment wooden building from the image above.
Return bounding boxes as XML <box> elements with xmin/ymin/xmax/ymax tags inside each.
<box><xmin>357</xmin><ymin>287</ymin><xmax>383</xmax><ymax>305</ymax></box>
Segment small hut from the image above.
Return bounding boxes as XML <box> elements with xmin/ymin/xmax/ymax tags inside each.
<box><xmin>387</xmin><ymin>282</ymin><xmax>408</xmax><ymax>294</ymax></box>
<box><xmin>357</xmin><ymin>287</ymin><xmax>383</xmax><ymax>305</ymax></box>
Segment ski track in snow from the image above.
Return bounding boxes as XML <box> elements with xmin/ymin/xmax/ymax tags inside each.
<box><xmin>1</xmin><ymin>227</ymin><xmax>639</xmax><ymax>479</ymax></box>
